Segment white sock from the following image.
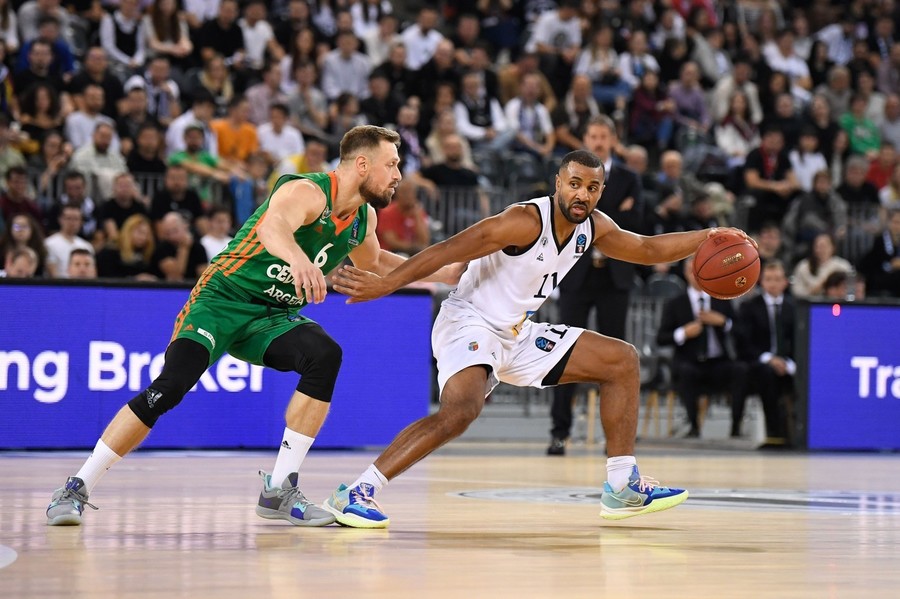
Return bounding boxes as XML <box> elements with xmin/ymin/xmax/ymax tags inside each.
<box><xmin>269</xmin><ymin>428</ymin><xmax>315</xmax><ymax>488</ymax></box>
<box><xmin>75</xmin><ymin>440</ymin><xmax>122</xmax><ymax>494</ymax></box>
<box><xmin>606</xmin><ymin>455</ymin><xmax>637</xmax><ymax>492</ymax></box>
<box><xmin>350</xmin><ymin>464</ymin><xmax>388</xmax><ymax>493</ymax></box>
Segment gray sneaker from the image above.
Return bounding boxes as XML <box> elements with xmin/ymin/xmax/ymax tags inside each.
<box><xmin>47</xmin><ymin>477</ymin><xmax>98</xmax><ymax>526</ymax></box>
<box><xmin>255</xmin><ymin>471</ymin><xmax>336</xmax><ymax>526</ymax></box>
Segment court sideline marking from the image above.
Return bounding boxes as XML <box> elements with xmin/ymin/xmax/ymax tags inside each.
<box><xmin>0</xmin><ymin>545</ymin><xmax>17</xmax><ymax>569</ymax></box>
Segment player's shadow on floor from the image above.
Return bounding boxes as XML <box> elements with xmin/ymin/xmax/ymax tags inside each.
<box><xmin>391</xmin><ymin>528</ymin><xmax>683</xmax><ymax>552</ymax></box>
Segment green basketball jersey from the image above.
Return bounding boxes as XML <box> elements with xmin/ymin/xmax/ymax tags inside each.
<box><xmin>208</xmin><ymin>171</ymin><xmax>368</xmax><ymax>307</ymax></box>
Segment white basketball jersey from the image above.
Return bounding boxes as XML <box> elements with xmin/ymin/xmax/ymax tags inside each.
<box><xmin>444</xmin><ymin>196</ymin><xmax>595</xmax><ymax>338</ymax></box>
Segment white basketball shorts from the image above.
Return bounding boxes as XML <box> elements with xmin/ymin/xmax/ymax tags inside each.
<box><xmin>431</xmin><ymin>303</ymin><xmax>585</xmax><ymax>398</ymax></box>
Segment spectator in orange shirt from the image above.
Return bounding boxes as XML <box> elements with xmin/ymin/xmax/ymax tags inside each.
<box><xmin>375</xmin><ymin>180</ymin><xmax>430</xmax><ymax>255</ymax></box>
<box><xmin>210</xmin><ymin>96</ymin><xmax>259</xmax><ymax>163</ymax></box>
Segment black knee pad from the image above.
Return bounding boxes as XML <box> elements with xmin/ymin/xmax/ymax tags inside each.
<box><xmin>263</xmin><ymin>324</ymin><xmax>343</xmax><ymax>402</ymax></box>
<box><xmin>128</xmin><ymin>338</ymin><xmax>210</xmax><ymax>428</ymax></box>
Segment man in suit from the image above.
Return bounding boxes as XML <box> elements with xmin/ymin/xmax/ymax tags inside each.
<box><xmin>548</xmin><ymin>115</ymin><xmax>644</xmax><ymax>454</ymax></box>
<box><xmin>858</xmin><ymin>209</ymin><xmax>900</xmax><ymax>297</ymax></box>
<box><xmin>657</xmin><ymin>257</ymin><xmax>749</xmax><ymax>438</ymax></box>
<box><xmin>736</xmin><ymin>260</ymin><xmax>797</xmax><ymax>446</ymax></box>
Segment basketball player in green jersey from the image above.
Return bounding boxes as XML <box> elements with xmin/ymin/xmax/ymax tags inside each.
<box><xmin>46</xmin><ymin>126</ymin><xmax>461</xmax><ymax>527</ymax></box>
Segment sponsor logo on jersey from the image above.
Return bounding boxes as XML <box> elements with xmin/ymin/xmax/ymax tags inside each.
<box><xmin>321</xmin><ymin>206</ymin><xmax>332</xmax><ymax>220</ymax></box>
<box><xmin>198</xmin><ymin>328</ymin><xmax>216</xmax><ymax>349</ymax></box>
<box><xmin>262</xmin><ymin>284</ymin><xmax>306</xmax><ymax>306</ymax></box>
<box><xmin>536</xmin><ymin>253</ymin><xmax>544</xmax><ymax>261</ymax></box>
<box><xmin>267</xmin><ymin>263</ymin><xmax>296</xmax><ymax>285</ymax></box>
<box><xmin>541</xmin><ymin>237</ymin><xmax>548</xmax><ymax>246</ymax></box>
<box><xmin>349</xmin><ymin>217</ymin><xmax>361</xmax><ymax>246</ymax></box>
<box><xmin>575</xmin><ymin>233</ymin><xmax>587</xmax><ymax>254</ymax></box>
<box><xmin>468</xmin><ymin>341</ymin><xmax>479</xmax><ymax>351</ymax></box>
<box><xmin>535</xmin><ymin>337</ymin><xmax>555</xmax><ymax>352</ymax></box>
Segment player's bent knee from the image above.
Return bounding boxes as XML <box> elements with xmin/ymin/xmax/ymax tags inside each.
<box><xmin>622</xmin><ymin>342</ymin><xmax>640</xmax><ymax>370</ymax></box>
<box><xmin>295</xmin><ymin>332</ymin><xmax>343</xmax><ymax>403</ymax></box>
<box><xmin>128</xmin><ymin>386</ymin><xmax>187</xmax><ymax>428</ymax></box>
<box><xmin>127</xmin><ymin>368</ymin><xmax>200</xmax><ymax>427</ymax></box>
<box><xmin>438</xmin><ymin>410</ymin><xmax>477</xmax><ymax>439</ymax></box>
<box><xmin>295</xmin><ymin>338</ymin><xmax>341</xmax><ymax>402</ymax></box>
<box><xmin>264</xmin><ymin>324</ymin><xmax>343</xmax><ymax>402</ymax></box>
<box><xmin>127</xmin><ymin>338</ymin><xmax>209</xmax><ymax>427</ymax></box>
<box><xmin>436</xmin><ymin>400</ymin><xmax>483</xmax><ymax>438</ymax></box>
<box><xmin>314</xmin><ymin>335</ymin><xmax>343</xmax><ymax>370</ymax></box>
<box><xmin>596</xmin><ymin>340</ymin><xmax>639</xmax><ymax>383</ymax></box>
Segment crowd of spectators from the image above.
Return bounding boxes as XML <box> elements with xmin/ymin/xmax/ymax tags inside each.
<box><xmin>0</xmin><ymin>0</ymin><xmax>896</xmax><ymax>301</ymax></box>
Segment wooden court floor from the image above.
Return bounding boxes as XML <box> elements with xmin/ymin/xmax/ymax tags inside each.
<box><xmin>1</xmin><ymin>445</ymin><xmax>899</xmax><ymax>598</ymax></box>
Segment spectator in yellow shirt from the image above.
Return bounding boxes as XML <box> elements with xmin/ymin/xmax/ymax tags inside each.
<box><xmin>267</xmin><ymin>137</ymin><xmax>330</xmax><ymax>189</ymax></box>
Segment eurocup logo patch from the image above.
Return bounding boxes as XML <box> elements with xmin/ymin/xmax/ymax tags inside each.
<box><xmin>468</xmin><ymin>341</ymin><xmax>479</xmax><ymax>351</ymax></box>
<box><xmin>349</xmin><ymin>217</ymin><xmax>361</xmax><ymax>246</ymax></box>
<box><xmin>575</xmin><ymin>233</ymin><xmax>587</xmax><ymax>254</ymax></box>
<box><xmin>535</xmin><ymin>337</ymin><xmax>555</xmax><ymax>352</ymax></box>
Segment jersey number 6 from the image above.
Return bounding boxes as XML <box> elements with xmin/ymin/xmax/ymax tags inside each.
<box><xmin>314</xmin><ymin>243</ymin><xmax>334</xmax><ymax>268</ymax></box>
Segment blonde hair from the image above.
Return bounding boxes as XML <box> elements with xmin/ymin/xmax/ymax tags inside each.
<box><xmin>119</xmin><ymin>214</ymin><xmax>155</xmax><ymax>264</ymax></box>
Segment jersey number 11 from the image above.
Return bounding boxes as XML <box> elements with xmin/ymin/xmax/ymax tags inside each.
<box><xmin>534</xmin><ymin>272</ymin><xmax>558</xmax><ymax>299</ymax></box>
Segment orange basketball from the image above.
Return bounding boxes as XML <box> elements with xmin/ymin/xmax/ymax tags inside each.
<box><xmin>692</xmin><ymin>231</ymin><xmax>760</xmax><ymax>300</ymax></box>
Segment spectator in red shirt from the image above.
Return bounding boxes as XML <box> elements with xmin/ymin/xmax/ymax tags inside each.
<box><xmin>672</xmin><ymin>0</ymin><xmax>718</xmax><ymax>28</ymax></box>
<box><xmin>867</xmin><ymin>142</ymin><xmax>897</xmax><ymax>190</ymax></box>
<box><xmin>376</xmin><ymin>180</ymin><xmax>430</xmax><ymax>255</ymax></box>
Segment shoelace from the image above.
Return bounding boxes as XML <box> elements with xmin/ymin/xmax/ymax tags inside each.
<box><xmin>59</xmin><ymin>488</ymin><xmax>98</xmax><ymax>511</ymax></box>
<box><xmin>281</xmin><ymin>485</ymin><xmax>314</xmax><ymax>508</ymax></box>
<box><xmin>636</xmin><ymin>475</ymin><xmax>660</xmax><ymax>493</ymax></box>
<box><xmin>350</xmin><ymin>487</ymin><xmax>384</xmax><ymax>513</ymax></box>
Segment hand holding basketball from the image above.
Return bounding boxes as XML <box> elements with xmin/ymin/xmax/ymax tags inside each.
<box><xmin>692</xmin><ymin>229</ymin><xmax>760</xmax><ymax>300</ymax></box>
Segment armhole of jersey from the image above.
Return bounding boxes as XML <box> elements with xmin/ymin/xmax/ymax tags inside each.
<box><xmin>272</xmin><ymin>173</ymin><xmax>291</xmax><ymax>194</ymax></box>
<box><xmin>589</xmin><ymin>210</ymin><xmax>597</xmax><ymax>245</ymax></box>
<box><xmin>502</xmin><ymin>201</ymin><xmax>544</xmax><ymax>256</ymax></box>
<box><xmin>356</xmin><ymin>204</ymin><xmax>370</xmax><ymax>239</ymax></box>
<box><xmin>293</xmin><ymin>179</ymin><xmax>331</xmax><ymax>231</ymax></box>
<box><xmin>318</xmin><ymin>200</ymin><xmax>332</xmax><ymax>222</ymax></box>
<box><xmin>320</xmin><ymin>175</ymin><xmax>334</xmax><ymax>220</ymax></box>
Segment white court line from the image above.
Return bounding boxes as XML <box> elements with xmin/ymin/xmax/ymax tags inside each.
<box><xmin>0</xmin><ymin>545</ymin><xmax>18</xmax><ymax>569</ymax></box>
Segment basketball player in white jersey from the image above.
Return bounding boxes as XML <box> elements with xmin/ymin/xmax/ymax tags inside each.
<box><xmin>325</xmin><ymin>150</ymin><xmax>754</xmax><ymax>527</ymax></box>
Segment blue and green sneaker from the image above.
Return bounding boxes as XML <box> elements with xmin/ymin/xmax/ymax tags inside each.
<box><xmin>600</xmin><ymin>466</ymin><xmax>689</xmax><ymax>520</ymax></box>
<box><xmin>323</xmin><ymin>483</ymin><xmax>389</xmax><ymax>528</ymax></box>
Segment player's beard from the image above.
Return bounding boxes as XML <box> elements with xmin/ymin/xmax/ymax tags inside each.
<box><xmin>557</xmin><ymin>192</ymin><xmax>590</xmax><ymax>224</ymax></box>
<box><xmin>360</xmin><ymin>176</ymin><xmax>393</xmax><ymax>209</ymax></box>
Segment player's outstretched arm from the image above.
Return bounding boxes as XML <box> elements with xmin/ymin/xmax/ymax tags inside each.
<box><xmin>257</xmin><ymin>179</ymin><xmax>329</xmax><ymax>303</ymax></box>
<box><xmin>346</xmin><ymin>206</ymin><xmax>465</xmax><ymax>285</ymax></box>
<box><xmin>591</xmin><ymin>212</ymin><xmax>755</xmax><ymax>265</ymax></box>
<box><xmin>334</xmin><ymin>204</ymin><xmax>542</xmax><ymax>302</ymax></box>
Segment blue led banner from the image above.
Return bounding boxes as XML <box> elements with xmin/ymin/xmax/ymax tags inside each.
<box><xmin>806</xmin><ymin>303</ymin><xmax>900</xmax><ymax>450</ymax></box>
<box><xmin>0</xmin><ymin>283</ymin><xmax>432</xmax><ymax>449</ymax></box>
